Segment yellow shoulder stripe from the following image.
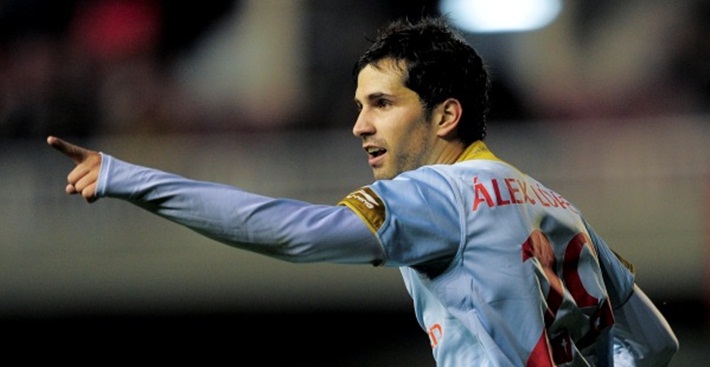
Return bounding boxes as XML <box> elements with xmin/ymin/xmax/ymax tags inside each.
<box><xmin>338</xmin><ymin>187</ymin><xmax>385</xmax><ymax>234</ymax></box>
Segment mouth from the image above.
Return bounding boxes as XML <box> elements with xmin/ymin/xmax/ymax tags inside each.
<box><xmin>366</xmin><ymin>146</ymin><xmax>387</xmax><ymax>158</ymax></box>
<box><xmin>364</xmin><ymin>145</ymin><xmax>387</xmax><ymax>167</ymax></box>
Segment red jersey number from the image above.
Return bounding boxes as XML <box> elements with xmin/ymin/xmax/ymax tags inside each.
<box><xmin>522</xmin><ymin>230</ymin><xmax>614</xmax><ymax>366</ymax></box>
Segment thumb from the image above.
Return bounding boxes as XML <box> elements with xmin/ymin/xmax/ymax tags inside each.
<box><xmin>47</xmin><ymin>136</ymin><xmax>94</xmax><ymax>164</ymax></box>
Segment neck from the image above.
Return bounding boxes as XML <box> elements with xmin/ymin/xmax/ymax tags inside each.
<box><xmin>431</xmin><ymin>140</ymin><xmax>467</xmax><ymax>165</ymax></box>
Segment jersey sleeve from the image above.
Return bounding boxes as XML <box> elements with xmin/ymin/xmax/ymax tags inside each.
<box><xmin>582</xmin><ymin>220</ymin><xmax>679</xmax><ymax>364</ymax></box>
<box><xmin>582</xmin><ymin>219</ymin><xmax>636</xmax><ymax>308</ymax></box>
<box><xmin>612</xmin><ymin>285</ymin><xmax>679</xmax><ymax>366</ymax></box>
<box><xmin>339</xmin><ymin>167</ymin><xmax>462</xmax><ymax>269</ymax></box>
<box><xmin>96</xmin><ymin>153</ymin><xmax>384</xmax><ymax>265</ymax></box>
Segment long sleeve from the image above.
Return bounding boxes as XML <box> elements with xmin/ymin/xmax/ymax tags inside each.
<box><xmin>582</xmin><ymin>219</ymin><xmax>678</xmax><ymax>365</ymax></box>
<box><xmin>95</xmin><ymin>153</ymin><xmax>385</xmax><ymax>265</ymax></box>
<box><xmin>612</xmin><ymin>285</ymin><xmax>679</xmax><ymax>367</ymax></box>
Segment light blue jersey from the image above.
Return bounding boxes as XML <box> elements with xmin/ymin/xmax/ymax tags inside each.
<box><xmin>96</xmin><ymin>140</ymin><xmax>677</xmax><ymax>366</ymax></box>
<box><xmin>340</xmin><ymin>141</ymin><xmax>636</xmax><ymax>366</ymax></box>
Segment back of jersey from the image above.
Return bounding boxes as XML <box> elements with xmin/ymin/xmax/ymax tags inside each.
<box><xmin>451</xmin><ymin>158</ymin><xmax>624</xmax><ymax>365</ymax></box>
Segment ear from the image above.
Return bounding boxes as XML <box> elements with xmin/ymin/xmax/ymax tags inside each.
<box><xmin>435</xmin><ymin>98</ymin><xmax>462</xmax><ymax>139</ymax></box>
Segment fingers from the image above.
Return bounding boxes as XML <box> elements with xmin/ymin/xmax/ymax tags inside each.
<box><xmin>48</xmin><ymin>135</ymin><xmax>101</xmax><ymax>203</ymax></box>
<box><xmin>66</xmin><ymin>152</ymin><xmax>101</xmax><ymax>202</ymax></box>
<box><xmin>65</xmin><ymin>182</ymin><xmax>98</xmax><ymax>203</ymax></box>
<box><xmin>65</xmin><ymin>183</ymin><xmax>77</xmax><ymax>195</ymax></box>
<box><xmin>70</xmin><ymin>161</ymin><xmax>98</xmax><ymax>186</ymax></box>
<box><xmin>47</xmin><ymin>135</ymin><xmax>94</xmax><ymax>164</ymax></box>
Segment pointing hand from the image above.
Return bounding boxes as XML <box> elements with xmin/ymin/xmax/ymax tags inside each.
<box><xmin>47</xmin><ymin>136</ymin><xmax>102</xmax><ymax>203</ymax></box>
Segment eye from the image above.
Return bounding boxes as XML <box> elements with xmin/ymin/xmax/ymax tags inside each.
<box><xmin>375</xmin><ymin>98</ymin><xmax>391</xmax><ymax>108</ymax></box>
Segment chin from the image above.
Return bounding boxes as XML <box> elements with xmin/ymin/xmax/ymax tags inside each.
<box><xmin>373</xmin><ymin>170</ymin><xmax>395</xmax><ymax>181</ymax></box>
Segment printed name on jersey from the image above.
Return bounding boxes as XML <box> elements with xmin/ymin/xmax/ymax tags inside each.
<box><xmin>471</xmin><ymin>176</ymin><xmax>578</xmax><ymax>213</ymax></box>
<box><xmin>338</xmin><ymin>187</ymin><xmax>386</xmax><ymax>233</ymax></box>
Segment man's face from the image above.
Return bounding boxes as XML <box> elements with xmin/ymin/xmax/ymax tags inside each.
<box><xmin>353</xmin><ymin>59</ymin><xmax>436</xmax><ymax>180</ymax></box>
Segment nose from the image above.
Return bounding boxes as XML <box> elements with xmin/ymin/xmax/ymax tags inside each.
<box><xmin>352</xmin><ymin>109</ymin><xmax>374</xmax><ymax>138</ymax></box>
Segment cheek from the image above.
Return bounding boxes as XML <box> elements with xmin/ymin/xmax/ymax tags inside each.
<box><xmin>384</xmin><ymin>109</ymin><xmax>430</xmax><ymax>152</ymax></box>
<box><xmin>396</xmin><ymin>121</ymin><xmax>431</xmax><ymax>160</ymax></box>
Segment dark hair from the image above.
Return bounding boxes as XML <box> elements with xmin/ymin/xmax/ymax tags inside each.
<box><xmin>353</xmin><ymin>16</ymin><xmax>490</xmax><ymax>143</ymax></box>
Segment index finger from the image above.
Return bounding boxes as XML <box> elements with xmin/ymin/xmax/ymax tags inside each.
<box><xmin>46</xmin><ymin>135</ymin><xmax>93</xmax><ymax>164</ymax></box>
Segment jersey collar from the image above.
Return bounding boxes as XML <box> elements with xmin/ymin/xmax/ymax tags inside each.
<box><xmin>455</xmin><ymin>140</ymin><xmax>500</xmax><ymax>163</ymax></box>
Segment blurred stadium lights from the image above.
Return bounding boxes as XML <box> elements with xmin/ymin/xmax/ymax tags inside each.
<box><xmin>439</xmin><ymin>0</ymin><xmax>562</xmax><ymax>33</ymax></box>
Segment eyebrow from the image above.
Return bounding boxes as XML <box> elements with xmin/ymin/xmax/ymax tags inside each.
<box><xmin>354</xmin><ymin>92</ymin><xmax>391</xmax><ymax>105</ymax></box>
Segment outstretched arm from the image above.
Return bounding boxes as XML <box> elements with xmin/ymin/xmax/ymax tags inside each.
<box><xmin>46</xmin><ymin>136</ymin><xmax>385</xmax><ymax>265</ymax></box>
<box><xmin>46</xmin><ymin>135</ymin><xmax>101</xmax><ymax>203</ymax></box>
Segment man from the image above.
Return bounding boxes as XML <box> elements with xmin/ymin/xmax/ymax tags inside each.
<box><xmin>48</xmin><ymin>16</ymin><xmax>678</xmax><ymax>366</ymax></box>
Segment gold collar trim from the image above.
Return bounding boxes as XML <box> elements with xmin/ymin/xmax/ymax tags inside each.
<box><xmin>456</xmin><ymin>140</ymin><xmax>500</xmax><ymax>162</ymax></box>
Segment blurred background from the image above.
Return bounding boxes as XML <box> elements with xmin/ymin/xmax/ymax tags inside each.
<box><xmin>1</xmin><ymin>0</ymin><xmax>708</xmax><ymax>365</ymax></box>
